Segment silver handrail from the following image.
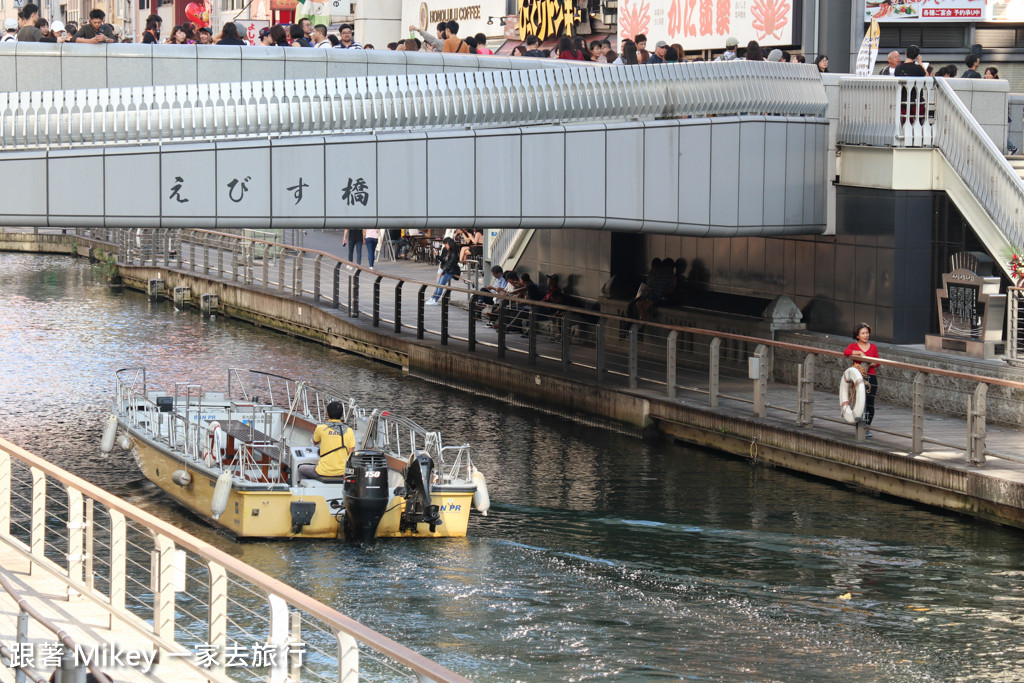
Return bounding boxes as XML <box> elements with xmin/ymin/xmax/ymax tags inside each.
<box><xmin>0</xmin><ymin>436</ymin><xmax>471</xmax><ymax>682</ymax></box>
<box><xmin>0</xmin><ymin>62</ymin><xmax>828</xmax><ymax>151</ymax></box>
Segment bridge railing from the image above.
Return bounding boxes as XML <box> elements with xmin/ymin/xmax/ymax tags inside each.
<box><xmin>0</xmin><ymin>61</ymin><xmax>827</xmax><ymax>151</ymax></box>
<box><xmin>0</xmin><ymin>435</ymin><xmax>470</xmax><ymax>683</ymax></box>
<box><xmin>836</xmin><ymin>76</ymin><xmax>1024</xmax><ymax>264</ymax></box>
<box><xmin>78</xmin><ymin>228</ymin><xmax>1024</xmax><ymax>468</ymax></box>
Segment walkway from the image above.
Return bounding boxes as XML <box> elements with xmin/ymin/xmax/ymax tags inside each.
<box><xmin>300</xmin><ymin>230</ymin><xmax>1024</xmax><ymax>468</ymax></box>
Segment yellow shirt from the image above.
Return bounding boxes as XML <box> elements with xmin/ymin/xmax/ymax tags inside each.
<box><xmin>312</xmin><ymin>419</ymin><xmax>356</xmax><ymax>477</ymax></box>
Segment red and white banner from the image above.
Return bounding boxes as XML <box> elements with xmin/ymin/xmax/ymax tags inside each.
<box><xmin>619</xmin><ymin>0</ymin><xmax>794</xmax><ymax>52</ymax></box>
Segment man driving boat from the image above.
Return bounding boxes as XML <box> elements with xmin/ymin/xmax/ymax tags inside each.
<box><xmin>298</xmin><ymin>401</ymin><xmax>355</xmax><ymax>481</ymax></box>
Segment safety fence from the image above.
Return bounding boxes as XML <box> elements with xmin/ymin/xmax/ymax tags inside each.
<box><xmin>836</xmin><ymin>76</ymin><xmax>1024</xmax><ymax>263</ymax></box>
<box><xmin>0</xmin><ymin>436</ymin><xmax>470</xmax><ymax>683</ymax></box>
<box><xmin>0</xmin><ymin>61</ymin><xmax>828</xmax><ymax>151</ymax></box>
<box><xmin>74</xmin><ymin>228</ymin><xmax>1024</xmax><ymax>468</ymax></box>
<box><xmin>1009</xmin><ymin>287</ymin><xmax>1024</xmax><ymax>367</ymax></box>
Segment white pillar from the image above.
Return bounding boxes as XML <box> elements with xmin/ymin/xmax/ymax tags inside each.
<box><xmin>353</xmin><ymin>0</ymin><xmax>400</xmax><ymax>50</ymax></box>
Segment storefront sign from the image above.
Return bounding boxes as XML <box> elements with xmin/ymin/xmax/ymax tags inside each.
<box><xmin>518</xmin><ymin>0</ymin><xmax>579</xmax><ymax>41</ymax></box>
<box><xmin>403</xmin><ymin>0</ymin><xmax>507</xmax><ymax>38</ymax></box>
<box><xmin>863</xmin><ymin>0</ymin><xmax>1024</xmax><ymax>23</ymax></box>
<box><xmin>619</xmin><ymin>0</ymin><xmax>794</xmax><ymax>52</ymax></box>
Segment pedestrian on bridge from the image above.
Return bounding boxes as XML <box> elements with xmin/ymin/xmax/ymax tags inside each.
<box><xmin>16</xmin><ymin>3</ymin><xmax>42</xmax><ymax>42</ymax></box>
<box><xmin>845</xmin><ymin>323</ymin><xmax>881</xmax><ymax>438</ymax></box>
<box><xmin>343</xmin><ymin>229</ymin><xmax>364</xmax><ymax>267</ymax></box>
<box><xmin>70</xmin><ymin>9</ymin><xmax>114</xmax><ymax>43</ymax></box>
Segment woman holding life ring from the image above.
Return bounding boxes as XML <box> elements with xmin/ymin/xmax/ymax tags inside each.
<box><xmin>844</xmin><ymin>323</ymin><xmax>880</xmax><ymax>437</ymax></box>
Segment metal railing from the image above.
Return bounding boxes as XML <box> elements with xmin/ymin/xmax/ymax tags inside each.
<box><xmin>1008</xmin><ymin>287</ymin><xmax>1024</xmax><ymax>366</ymax></box>
<box><xmin>487</xmin><ymin>228</ymin><xmax>533</xmax><ymax>273</ymax></box>
<box><xmin>0</xmin><ymin>436</ymin><xmax>471</xmax><ymax>683</ymax></box>
<box><xmin>0</xmin><ymin>61</ymin><xmax>828</xmax><ymax>151</ymax></box>
<box><xmin>0</xmin><ymin>572</ymin><xmax>114</xmax><ymax>683</ymax></box>
<box><xmin>76</xmin><ymin>228</ymin><xmax>1024</xmax><ymax>468</ymax></box>
<box><xmin>836</xmin><ymin>76</ymin><xmax>1024</xmax><ymax>264</ymax></box>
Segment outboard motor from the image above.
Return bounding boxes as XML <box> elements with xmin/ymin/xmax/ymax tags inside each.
<box><xmin>400</xmin><ymin>452</ymin><xmax>442</xmax><ymax>533</ymax></box>
<box><xmin>342</xmin><ymin>450</ymin><xmax>390</xmax><ymax>544</ymax></box>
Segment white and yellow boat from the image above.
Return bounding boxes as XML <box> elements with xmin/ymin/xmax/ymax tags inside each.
<box><xmin>102</xmin><ymin>368</ymin><xmax>489</xmax><ymax>541</ymax></box>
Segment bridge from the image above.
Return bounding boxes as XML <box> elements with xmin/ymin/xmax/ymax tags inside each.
<box><xmin>0</xmin><ymin>45</ymin><xmax>829</xmax><ymax>235</ymax></box>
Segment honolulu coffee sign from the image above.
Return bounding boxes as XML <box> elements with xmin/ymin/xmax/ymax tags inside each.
<box><xmin>405</xmin><ymin>0</ymin><xmax>505</xmax><ymax>35</ymax></box>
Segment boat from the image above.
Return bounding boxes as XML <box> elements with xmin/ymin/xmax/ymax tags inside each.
<box><xmin>102</xmin><ymin>367</ymin><xmax>490</xmax><ymax>542</ymax></box>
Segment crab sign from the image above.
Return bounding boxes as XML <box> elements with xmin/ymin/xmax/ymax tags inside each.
<box><xmin>751</xmin><ymin>0</ymin><xmax>790</xmax><ymax>41</ymax></box>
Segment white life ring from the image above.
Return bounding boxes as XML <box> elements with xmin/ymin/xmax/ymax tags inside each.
<box><xmin>203</xmin><ymin>421</ymin><xmax>227</xmax><ymax>467</ymax></box>
<box><xmin>839</xmin><ymin>367</ymin><xmax>866</xmax><ymax>424</ymax></box>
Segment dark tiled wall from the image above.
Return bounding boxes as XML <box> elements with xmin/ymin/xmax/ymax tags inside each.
<box><xmin>516</xmin><ymin>229</ymin><xmax>612</xmax><ymax>302</ymax></box>
<box><xmin>638</xmin><ymin>187</ymin><xmax>937</xmax><ymax>344</ymax></box>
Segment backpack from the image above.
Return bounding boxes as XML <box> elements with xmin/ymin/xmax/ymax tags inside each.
<box><xmin>1</xmin><ymin>34</ymin><xmax>16</xmax><ymax>42</ymax></box>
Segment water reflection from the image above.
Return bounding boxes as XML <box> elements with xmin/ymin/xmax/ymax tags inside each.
<box><xmin>1</xmin><ymin>253</ymin><xmax>1023</xmax><ymax>681</ymax></box>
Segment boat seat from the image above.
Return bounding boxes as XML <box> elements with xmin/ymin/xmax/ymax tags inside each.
<box><xmin>304</xmin><ymin>474</ymin><xmax>346</xmax><ymax>483</ymax></box>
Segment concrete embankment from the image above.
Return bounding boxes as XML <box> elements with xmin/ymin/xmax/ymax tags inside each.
<box><xmin>6</xmin><ymin>232</ymin><xmax>1024</xmax><ymax>530</ymax></box>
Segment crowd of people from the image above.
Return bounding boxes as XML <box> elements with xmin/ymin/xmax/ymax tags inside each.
<box><xmin>472</xmin><ymin>266</ymin><xmax>565</xmax><ymax>336</ymax></box>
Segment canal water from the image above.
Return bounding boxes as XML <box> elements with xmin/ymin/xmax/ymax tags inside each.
<box><xmin>2</xmin><ymin>252</ymin><xmax>1023</xmax><ymax>682</ymax></box>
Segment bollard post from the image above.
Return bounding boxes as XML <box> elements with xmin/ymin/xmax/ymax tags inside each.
<box><xmin>596</xmin><ymin>318</ymin><xmax>607</xmax><ymax>384</ymax></box>
<box><xmin>372</xmin><ymin>276</ymin><xmax>382</xmax><ymax>327</ymax></box>
<box><xmin>969</xmin><ymin>383</ymin><xmax>987</xmax><ymax>466</ymax></box>
<box><xmin>628</xmin><ymin>324</ymin><xmax>640</xmax><ymax>389</ymax></box>
<box><xmin>527</xmin><ymin>309</ymin><xmax>538</xmax><ymax>366</ymax></box>
<box><xmin>351</xmin><ymin>271</ymin><xmax>360</xmax><ymax>318</ymax></box>
<box><xmin>293</xmin><ymin>251</ymin><xmax>303</xmax><ymax>296</ymax></box>
<box><xmin>417</xmin><ymin>285</ymin><xmax>427</xmax><ymax>340</ymax></box>
<box><xmin>394</xmin><ymin>281</ymin><xmax>403</xmax><ymax>333</ymax></box>
<box><xmin>666</xmin><ymin>330</ymin><xmax>678</xmax><ymax>398</ymax></box>
<box><xmin>709</xmin><ymin>337</ymin><xmax>721</xmax><ymax>407</ymax></box>
<box><xmin>440</xmin><ymin>290</ymin><xmax>450</xmax><ymax>346</ymax></box>
<box><xmin>912</xmin><ymin>372</ymin><xmax>925</xmax><ymax>453</ymax></box>
<box><xmin>332</xmin><ymin>263</ymin><xmax>342</xmax><ymax>309</ymax></box>
<box><xmin>799</xmin><ymin>354</ymin><xmax>815</xmax><ymax>427</ymax></box>
<box><xmin>561</xmin><ymin>313</ymin><xmax>571</xmax><ymax>373</ymax></box>
<box><xmin>15</xmin><ymin>610</ymin><xmax>27</xmax><ymax>683</ymax></box>
<box><xmin>497</xmin><ymin>300</ymin><xmax>507</xmax><ymax>359</ymax></box>
<box><xmin>277</xmin><ymin>252</ymin><xmax>285</xmax><ymax>293</ymax></box>
<box><xmin>313</xmin><ymin>255</ymin><xmax>323</xmax><ymax>301</ymax></box>
<box><xmin>752</xmin><ymin>344</ymin><xmax>768</xmax><ymax>418</ymax></box>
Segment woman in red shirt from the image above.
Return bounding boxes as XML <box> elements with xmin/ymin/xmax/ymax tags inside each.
<box><xmin>844</xmin><ymin>322</ymin><xmax>880</xmax><ymax>436</ymax></box>
<box><xmin>557</xmin><ymin>36</ymin><xmax>585</xmax><ymax>60</ymax></box>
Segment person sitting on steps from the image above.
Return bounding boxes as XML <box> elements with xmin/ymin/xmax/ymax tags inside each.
<box><xmin>297</xmin><ymin>401</ymin><xmax>355</xmax><ymax>481</ymax></box>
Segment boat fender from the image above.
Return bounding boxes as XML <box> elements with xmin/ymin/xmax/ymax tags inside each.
<box><xmin>471</xmin><ymin>465</ymin><xmax>490</xmax><ymax>516</ymax></box>
<box><xmin>211</xmin><ymin>471</ymin><xmax>233</xmax><ymax>520</ymax></box>
<box><xmin>100</xmin><ymin>415</ymin><xmax>118</xmax><ymax>453</ymax></box>
<box><xmin>118</xmin><ymin>435</ymin><xmax>132</xmax><ymax>451</ymax></box>
<box><xmin>839</xmin><ymin>367</ymin><xmax>866</xmax><ymax>425</ymax></box>
<box><xmin>171</xmin><ymin>470</ymin><xmax>192</xmax><ymax>487</ymax></box>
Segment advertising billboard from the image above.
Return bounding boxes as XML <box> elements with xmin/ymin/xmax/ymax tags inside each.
<box><xmin>863</xmin><ymin>0</ymin><xmax>1024</xmax><ymax>22</ymax></box>
<box><xmin>618</xmin><ymin>0</ymin><xmax>794</xmax><ymax>51</ymax></box>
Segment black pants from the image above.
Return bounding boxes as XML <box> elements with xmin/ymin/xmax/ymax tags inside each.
<box><xmin>864</xmin><ymin>374</ymin><xmax>878</xmax><ymax>425</ymax></box>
